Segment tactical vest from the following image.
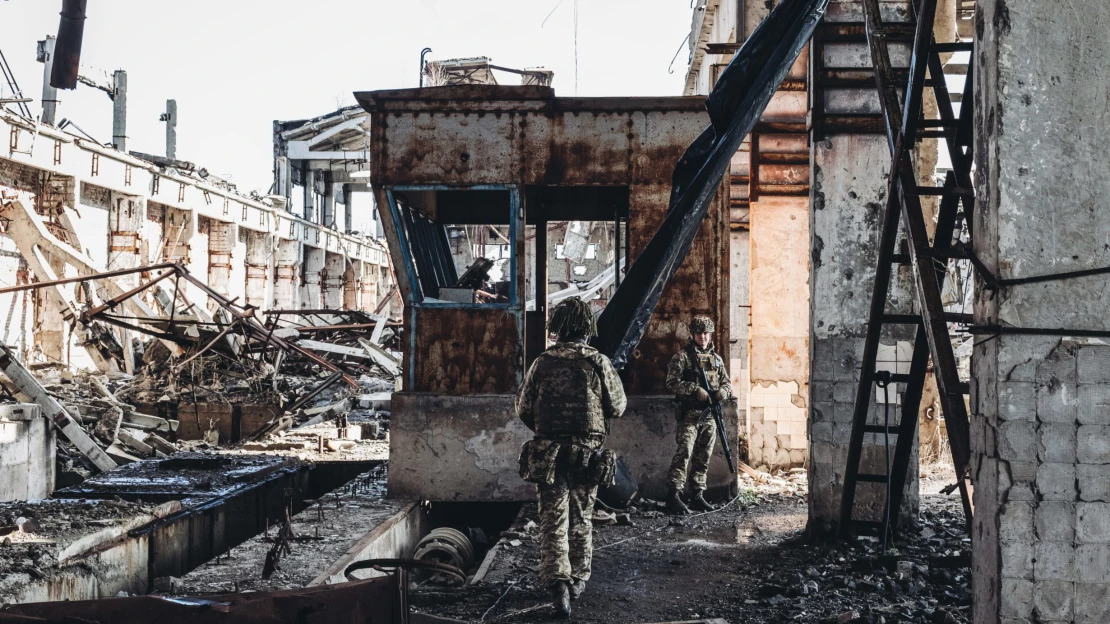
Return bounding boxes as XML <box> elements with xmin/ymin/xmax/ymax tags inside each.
<box><xmin>681</xmin><ymin>344</ymin><xmax>721</xmax><ymax>392</ymax></box>
<box><xmin>529</xmin><ymin>353</ymin><xmax>607</xmax><ymax>438</ymax></box>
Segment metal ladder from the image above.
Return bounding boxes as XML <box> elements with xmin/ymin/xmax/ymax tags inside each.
<box><xmin>838</xmin><ymin>0</ymin><xmax>976</xmax><ymax>537</ymax></box>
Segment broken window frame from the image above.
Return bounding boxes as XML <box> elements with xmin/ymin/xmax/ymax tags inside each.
<box><xmin>384</xmin><ymin>186</ymin><xmax>520</xmax><ymax>310</ymax></box>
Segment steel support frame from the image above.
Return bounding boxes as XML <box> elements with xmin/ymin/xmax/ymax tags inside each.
<box><xmin>838</xmin><ymin>0</ymin><xmax>976</xmax><ymax>537</ymax></box>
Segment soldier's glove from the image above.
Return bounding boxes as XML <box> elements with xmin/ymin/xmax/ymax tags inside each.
<box><xmin>693</xmin><ymin>387</ymin><xmax>711</xmax><ymax>403</ymax></box>
<box><xmin>714</xmin><ymin>387</ymin><xmax>730</xmax><ymax>402</ymax></box>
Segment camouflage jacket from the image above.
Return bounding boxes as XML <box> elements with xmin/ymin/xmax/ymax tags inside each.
<box><xmin>515</xmin><ymin>342</ymin><xmax>627</xmax><ymax>439</ymax></box>
<box><xmin>665</xmin><ymin>340</ymin><xmax>733</xmax><ymax>410</ymax></box>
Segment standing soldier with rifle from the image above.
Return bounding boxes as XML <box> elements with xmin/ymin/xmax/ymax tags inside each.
<box><xmin>664</xmin><ymin>315</ymin><xmax>734</xmax><ymax>514</ymax></box>
<box><xmin>515</xmin><ymin>297</ymin><xmax>627</xmax><ymax>619</ymax></box>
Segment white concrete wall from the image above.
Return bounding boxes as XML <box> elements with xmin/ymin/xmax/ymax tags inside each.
<box><xmin>0</xmin><ymin>406</ymin><xmax>54</xmax><ymax>501</ymax></box>
<box><xmin>0</xmin><ymin>110</ymin><xmax>394</xmax><ymax>368</ymax></box>
<box><xmin>973</xmin><ymin>1</ymin><xmax>1110</xmax><ymax>621</ymax></box>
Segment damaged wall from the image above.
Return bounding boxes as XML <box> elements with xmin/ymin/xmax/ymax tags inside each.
<box><xmin>749</xmin><ymin>196</ymin><xmax>809</xmax><ymax>469</ymax></box>
<box><xmin>807</xmin><ymin>0</ymin><xmax>924</xmax><ymax>531</ymax></box>
<box><xmin>0</xmin><ymin>110</ymin><xmax>394</xmax><ymax>370</ymax></box>
<box><xmin>389</xmin><ymin>394</ymin><xmax>739</xmax><ymax>501</ymax></box>
<box><xmin>0</xmin><ymin>405</ymin><xmax>54</xmax><ymax>501</ymax></box>
<box><xmin>972</xmin><ymin>0</ymin><xmax>1110</xmax><ymax>621</ymax></box>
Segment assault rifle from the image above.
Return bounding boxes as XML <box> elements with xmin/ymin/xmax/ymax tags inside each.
<box><xmin>696</xmin><ymin>366</ymin><xmax>736</xmax><ymax>473</ymax></box>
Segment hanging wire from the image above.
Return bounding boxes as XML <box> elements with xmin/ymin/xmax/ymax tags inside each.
<box><xmin>573</xmin><ymin>0</ymin><xmax>579</xmax><ymax>95</ymax></box>
<box><xmin>668</xmin><ymin>33</ymin><xmax>692</xmax><ymax>74</ymax></box>
<box><xmin>541</xmin><ymin>0</ymin><xmax>565</xmax><ymax>27</ymax></box>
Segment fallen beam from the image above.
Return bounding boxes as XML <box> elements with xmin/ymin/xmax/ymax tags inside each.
<box><xmin>0</xmin><ymin>346</ymin><xmax>116</xmax><ymax>472</ymax></box>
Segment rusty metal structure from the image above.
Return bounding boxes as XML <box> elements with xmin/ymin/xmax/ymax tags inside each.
<box><xmin>838</xmin><ymin>0</ymin><xmax>976</xmax><ymax>537</ymax></box>
<box><xmin>356</xmin><ymin>85</ymin><xmax>735</xmax><ymax>501</ymax></box>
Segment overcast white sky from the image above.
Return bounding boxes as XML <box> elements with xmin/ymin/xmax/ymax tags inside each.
<box><xmin>1</xmin><ymin>0</ymin><xmax>693</xmax><ymax>193</ymax></box>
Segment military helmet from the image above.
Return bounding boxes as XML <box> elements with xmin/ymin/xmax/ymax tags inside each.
<box><xmin>689</xmin><ymin>315</ymin><xmax>715</xmax><ymax>334</ymax></box>
<box><xmin>550</xmin><ymin>296</ymin><xmax>597</xmax><ymax>339</ymax></box>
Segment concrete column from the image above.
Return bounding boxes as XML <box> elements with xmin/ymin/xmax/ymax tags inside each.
<box><xmin>342</xmin><ymin>184</ymin><xmax>354</xmax><ymax>233</ymax></box>
<box><xmin>274</xmin><ymin>239</ymin><xmax>301</xmax><ymax>309</ymax></box>
<box><xmin>301</xmin><ymin>246</ymin><xmax>325</xmax><ymax>309</ymax></box>
<box><xmin>38</xmin><ymin>36</ymin><xmax>57</xmax><ymax>126</ymax></box>
<box><xmin>343</xmin><ymin>260</ymin><xmax>362</xmax><ymax>310</ymax></box>
<box><xmin>107</xmin><ymin>193</ymin><xmax>143</xmax><ymax>283</ymax></box>
<box><xmin>808</xmin><ymin>134</ymin><xmax>919</xmax><ymax>531</ymax></box>
<box><xmin>322</xmin><ymin>179</ymin><xmax>335</xmax><ymax>228</ymax></box>
<box><xmin>302</xmin><ymin>169</ymin><xmax>315</xmax><ymax>222</ymax></box>
<box><xmin>206</xmin><ymin>221</ymin><xmax>235</xmax><ymax>312</ymax></box>
<box><xmin>244</xmin><ymin>231</ymin><xmax>273</xmax><ymax>309</ymax></box>
<box><xmin>748</xmin><ymin>196</ymin><xmax>809</xmax><ymax>470</ymax></box>
<box><xmin>806</xmin><ymin>0</ymin><xmax>920</xmax><ymax>532</ymax></box>
<box><xmin>322</xmin><ymin>252</ymin><xmax>344</xmax><ymax>309</ymax></box>
<box><xmin>972</xmin><ymin>1</ymin><xmax>1110</xmax><ymax>621</ymax></box>
<box><xmin>111</xmin><ymin>71</ymin><xmax>127</xmax><ymax>153</ymax></box>
<box><xmin>730</xmin><ymin>228</ymin><xmax>751</xmax><ymax>453</ymax></box>
<box><xmin>360</xmin><ymin>262</ymin><xmax>379</xmax><ymax>312</ymax></box>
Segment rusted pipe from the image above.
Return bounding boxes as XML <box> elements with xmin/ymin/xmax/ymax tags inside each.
<box><xmin>50</xmin><ymin>0</ymin><xmax>88</xmax><ymax>90</ymax></box>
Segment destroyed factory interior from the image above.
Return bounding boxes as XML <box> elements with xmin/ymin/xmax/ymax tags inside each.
<box><xmin>0</xmin><ymin>0</ymin><xmax>1104</xmax><ymax>622</ymax></box>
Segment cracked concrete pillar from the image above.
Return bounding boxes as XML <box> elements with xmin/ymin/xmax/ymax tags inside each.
<box><xmin>807</xmin><ymin>1</ymin><xmax>921</xmax><ymax>533</ymax></box>
<box><xmin>972</xmin><ymin>1</ymin><xmax>1110</xmax><ymax>621</ymax></box>
<box><xmin>322</xmin><ymin>252</ymin><xmax>344</xmax><ymax>309</ymax></box>
<box><xmin>301</xmin><ymin>246</ymin><xmax>325</xmax><ymax>309</ymax></box>
<box><xmin>343</xmin><ymin>260</ymin><xmax>363</xmax><ymax>310</ymax></box>
<box><xmin>206</xmin><ymin>221</ymin><xmax>235</xmax><ymax>313</ymax></box>
<box><xmin>273</xmin><ymin>239</ymin><xmax>301</xmax><ymax>310</ymax></box>
<box><xmin>244</xmin><ymin>230</ymin><xmax>273</xmax><ymax>309</ymax></box>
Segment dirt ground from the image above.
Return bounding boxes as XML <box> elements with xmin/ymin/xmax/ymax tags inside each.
<box><xmin>410</xmin><ymin>464</ymin><xmax>970</xmax><ymax>624</ymax></box>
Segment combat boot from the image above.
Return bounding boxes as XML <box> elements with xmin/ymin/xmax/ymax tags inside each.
<box><xmin>689</xmin><ymin>490</ymin><xmax>716</xmax><ymax>512</ymax></box>
<box><xmin>551</xmin><ymin>580</ymin><xmax>572</xmax><ymax>619</ymax></box>
<box><xmin>570</xmin><ymin>579</ymin><xmax>587</xmax><ymax>601</ymax></box>
<box><xmin>666</xmin><ymin>489</ymin><xmax>690</xmax><ymax>515</ymax></box>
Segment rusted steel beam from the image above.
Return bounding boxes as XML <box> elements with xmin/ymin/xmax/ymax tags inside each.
<box><xmin>173</xmin><ymin>268</ymin><xmax>361</xmax><ymax>388</ymax></box>
<box><xmin>0</xmin><ymin>262</ymin><xmax>178</xmax><ymax>295</ymax></box>
<box><xmin>754</xmin><ymin>183</ymin><xmax>810</xmax><ymax>196</ymax></box>
<box><xmin>752</xmin><ymin>121</ymin><xmax>808</xmax><ymax>134</ymax></box>
<box><xmin>295</xmin><ymin>323</ymin><xmax>391</xmax><ymax>333</ymax></box>
<box><xmin>818</xmin><ymin>67</ymin><xmax>910</xmax><ymax>87</ymax></box>
<box><xmin>177</xmin><ymin>322</ymin><xmax>240</xmax><ymax>368</ymax></box>
<box><xmin>80</xmin><ymin>268</ymin><xmax>176</xmax><ymax>321</ymax></box>
<box><xmin>822</xmin><ymin>114</ymin><xmax>887</xmax><ymax>134</ymax></box>
<box><xmin>817</xmin><ymin>21</ymin><xmax>916</xmax><ymax>42</ymax></box>
<box><xmin>758</xmin><ymin>152</ymin><xmax>810</xmax><ymax>165</ymax></box>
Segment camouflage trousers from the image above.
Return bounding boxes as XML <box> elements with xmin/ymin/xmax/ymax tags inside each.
<box><xmin>667</xmin><ymin>411</ymin><xmax>717</xmax><ymax>492</ymax></box>
<box><xmin>537</xmin><ymin>469</ymin><xmax>599</xmax><ymax>586</ymax></box>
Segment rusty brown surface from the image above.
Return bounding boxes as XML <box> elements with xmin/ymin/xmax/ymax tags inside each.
<box><xmin>622</xmin><ymin>182</ymin><xmax>730</xmax><ymax>394</ymax></box>
<box><xmin>359</xmin><ymin>87</ymin><xmax>729</xmax><ymax>395</ymax></box>
<box><xmin>357</xmin><ymin>88</ymin><xmax>708</xmax><ymax>189</ymax></box>
<box><xmin>412</xmin><ymin>307</ymin><xmax>521</xmax><ymax>394</ymax></box>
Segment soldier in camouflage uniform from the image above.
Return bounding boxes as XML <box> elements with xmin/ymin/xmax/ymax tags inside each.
<box><xmin>516</xmin><ymin>297</ymin><xmax>627</xmax><ymax>619</ymax></box>
<box><xmin>664</xmin><ymin>315</ymin><xmax>733</xmax><ymax>514</ymax></box>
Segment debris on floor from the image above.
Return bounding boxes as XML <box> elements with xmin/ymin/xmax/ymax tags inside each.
<box><xmin>408</xmin><ymin>466</ymin><xmax>970</xmax><ymax>624</ymax></box>
<box><xmin>174</xmin><ymin>464</ymin><xmax>402</xmax><ymax>595</ymax></box>
<box><xmin>0</xmin><ymin>265</ymin><xmax>400</xmax><ymax>486</ymax></box>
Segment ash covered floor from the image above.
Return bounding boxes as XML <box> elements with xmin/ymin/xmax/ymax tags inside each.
<box><xmin>176</xmin><ymin>465</ymin><xmax>400</xmax><ymax>595</ymax></box>
<box><xmin>411</xmin><ymin>465</ymin><xmax>970</xmax><ymax>624</ymax></box>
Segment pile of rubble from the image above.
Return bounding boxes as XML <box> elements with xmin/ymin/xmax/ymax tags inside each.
<box><xmin>0</xmin><ymin>260</ymin><xmax>400</xmax><ymax>484</ymax></box>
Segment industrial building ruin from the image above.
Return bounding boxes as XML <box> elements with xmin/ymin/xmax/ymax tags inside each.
<box><xmin>0</xmin><ymin>0</ymin><xmax>1105</xmax><ymax>621</ymax></box>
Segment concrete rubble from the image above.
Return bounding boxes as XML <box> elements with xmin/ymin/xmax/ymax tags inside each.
<box><xmin>0</xmin><ymin>261</ymin><xmax>401</xmax><ymax>492</ymax></box>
